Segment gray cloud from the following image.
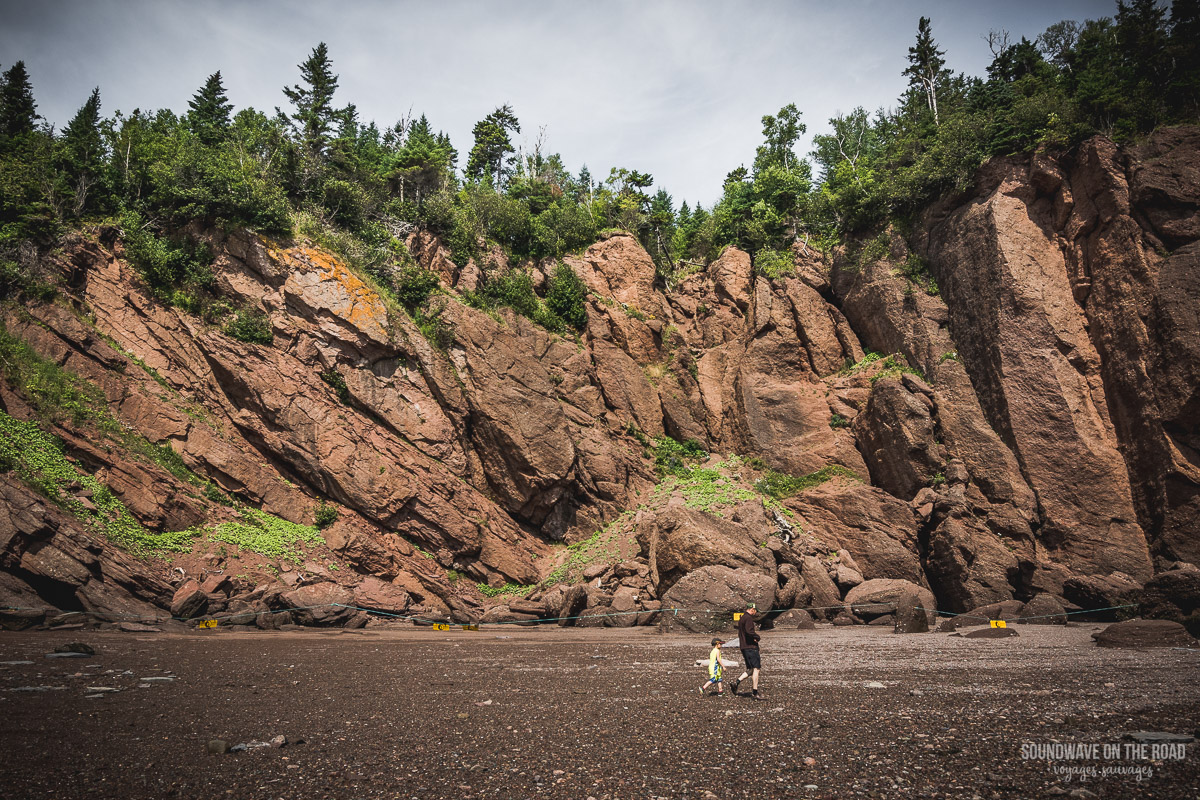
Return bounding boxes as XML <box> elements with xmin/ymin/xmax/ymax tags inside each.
<box><xmin>0</xmin><ymin>0</ymin><xmax>1116</xmax><ymax>206</ymax></box>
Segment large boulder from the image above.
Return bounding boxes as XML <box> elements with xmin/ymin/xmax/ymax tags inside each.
<box><xmin>1018</xmin><ymin>594</ymin><xmax>1068</xmax><ymax>625</ymax></box>
<box><xmin>771</xmin><ymin>608</ymin><xmax>816</xmax><ymax>630</ymax></box>
<box><xmin>1092</xmin><ymin>619</ymin><xmax>1198</xmax><ymax>649</ymax></box>
<box><xmin>1062</xmin><ymin>572</ymin><xmax>1143</xmax><ymax>616</ymax></box>
<box><xmin>636</xmin><ymin>500</ymin><xmax>776</xmax><ymax>590</ymax></box>
<box><xmin>480</xmin><ymin>606</ymin><xmax>538</xmax><ymax>625</ymax></box>
<box><xmin>1139</xmin><ymin>566</ymin><xmax>1200</xmax><ymax>631</ymax></box>
<box><xmin>660</xmin><ymin>566</ymin><xmax>776</xmax><ymax>633</ymax></box>
<box><xmin>800</xmin><ymin>556</ymin><xmax>842</xmax><ymax>620</ymax></box>
<box><xmin>943</xmin><ymin>599</ymin><xmax>1025</xmax><ymax>630</ymax></box>
<box><xmin>351</xmin><ymin>577</ymin><xmax>411</xmax><ymax>613</ymax></box>
<box><xmin>925</xmin><ymin>515</ymin><xmax>1018</xmax><ymax>612</ymax></box>
<box><xmin>277</xmin><ymin>582</ymin><xmax>355</xmax><ymax>627</ymax></box>
<box><xmin>894</xmin><ymin>590</ymin><xmax>931</xmax><ymax>633</ymax></box>
<box><xmin>170</xmin><ymin>580</ymin><xmax>209</xmax><ymax>620</ymax></box>
<box><xmin>844</xmin><ymin>579</ymin><xmax>936</xmax><ymax>625</ymax></box>
<box><xmin>556</xmin><ymin>585</ymin><xmax>588</xmax><ymax>627</ymax></box>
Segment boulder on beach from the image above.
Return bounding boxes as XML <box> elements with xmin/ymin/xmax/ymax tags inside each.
<box><xmin>1092</xmin><ymin>619</ymin><xmax>1198</xmax><ymax>649</ymax></box>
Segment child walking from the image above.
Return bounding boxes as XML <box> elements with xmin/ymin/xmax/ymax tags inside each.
<box><xmin>699</xmin><ymin>637</ymin><xmax>726</xmax><ymax>696</ymax></box>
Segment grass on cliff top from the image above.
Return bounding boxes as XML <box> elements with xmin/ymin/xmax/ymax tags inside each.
<box><xmin>0</xmin><ymin>410</ymin><xmax>199</xmax><ymax>554</ymax></box>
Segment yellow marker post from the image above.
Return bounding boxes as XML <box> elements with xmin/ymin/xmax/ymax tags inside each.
<box><xmin>461</xmin><ymin>624</ymin><xmax>479</xmax><ymax>631</ymax></box>
<box><xmin>197</xmin><ymin>619</ymin><xmax>218</xmax><ymax>629</ymax></box>
<box><xmin>432</xmin><ymin>623</ymin><xmax>451</xmax><ymax>631</ymax></box>
<box><xmin>990</xmin><ymin>619</ymin><xmax>1007</xmax><ymax>628</ymax></box>
<box><xmin>733</xmin><ymin>612</ymin><xmax>743</xmax><ymax>622</ymax></box>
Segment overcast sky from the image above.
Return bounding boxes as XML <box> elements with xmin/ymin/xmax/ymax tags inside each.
<box><xmin>2</xmin><ymin>0</ymin><xmax>1118</xmax><ymax>206</ymax></box>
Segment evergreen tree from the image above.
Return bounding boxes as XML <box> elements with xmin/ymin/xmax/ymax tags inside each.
<box><xmin>282</xmin><ymin>42</ymin><xmax>340</xmax><ymax>159</ymax></box>
<box><xmin>645</xmin><ymin>188</ymin><xmax>676</xmax><ymax>274</ymax></box>
<box><xmin>390</xmin><ymin>114</ymin><xmax>454</xmax><ymax>204</ymax></box>
<box><xmin>1168</xmin><ymin>0</ymin><xmax>1200</xmax><ymax>116</ymax></box>
<box><xmin>465</xmin><ymin>104</ymin><xmax>520</xmax><ymax>186</ymax></box>
<box><xmin>0</xmin><ymin>61</ymin><xmax>39</xmax><ymax>142</ymax></box>
<box><xmin>186</xmin><ymin>71</ymin><xmax>232</xmax><ymax>145</ymax></box>
<box><xmin>905</xmin><ymin>17</ymin><xmax>948</xmax><ymax>125</ymax></box>
<box><xmin>57</xmin><ymin>87</ymin><xmax>106</xmax><ymax>216</ymax></box>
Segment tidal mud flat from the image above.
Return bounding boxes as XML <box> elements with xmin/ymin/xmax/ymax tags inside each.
<box><xmin>0</xmin><ymin>625</ymin><xmax>1197</xmax><ymax>799</ymax></box>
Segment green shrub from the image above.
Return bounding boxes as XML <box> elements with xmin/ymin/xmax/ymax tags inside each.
<box><xmin>477</xmin><ymin>582</ymin><xmax>535</xmax><ymax>598</ymax></box>
<box><xmin>839</xmin><ymin>351</ymin><xmax>881</xmax><ymax>376</ymax></box>
<box><xmin>653</xmin><ymin>435</ymin><xmax>708</xmax><ymax>477</ymax></box>
<box><xmin>394</xmin><ymin>263</ymin><xmax>442</xmax><ymax>310</ymax></box>
<box><xmin>319</xmin><ymin>368</ymin><xmax>350</xmax><ymax>403</ymax></box>
<box><xmin>754</xmin><ymin>248</ymin><xmax>796</xmax><ymax>280</ymax></box>
<box><xmin>897</xmin><ymin>252</ymin><xmax>939</xmax><ymax>296</ymax></box>
<box><xmin>224</xmin><ymin>309</ymin><xmax>273</xmax><ymax>344</ymax></box>
<box><xmin>467</xmin><ymin>268</ymin><xmax>572</xmax><ymax>334</ymax></box>
<box><xmin>120</xmin><ymin>211</ymin><xmax>214</xmax><ymax>299</ymax></box>
<box><xmin>413</xmin><ymin>299</ymin><xmax>454</xmax><ymax>350</ymax></box>
<box><xmin>314</xmin><ymin>501</ymin><xmax>338</xmax><ymax>529</ymax></box>
<box><xmin>0</xmin><ymin>257</ymin><xmax>57</xmax><ymax>302</ymax></box>
<box><xmin>143</xmin><ymin>441</ymin><xmax>199</xmax><ymax>485</ymax></box>
<box><xmin>853</xmin><ymin>231</ymin><xmax>892</xmax><ymax>271</ymax></box>
<box><xmin>203</xmin><ymin>482</ymin><xmax>232</xmax><ymax>505</ymax></box>
<box><xmin>544</xmin><ymin>263</ymin><xmax>587</xmax><ymax>330</ymax></box>
<box><xmin>480</xmin><ymin>269</ymin><xmax>539</xmax><ymax>317</ymax></box>
<box><xmin>830</xmin><ymin>413</ymin><xmax>850</xmax><ymax>429</ymax></box>
<box><xmin>0</xmin><ymin>409</ymin><xmax>198</xmax><ymax>553</ymax></box>
<box><xmin>869</xmin><ymin>354</ymin><xmax>924</xmax><ymax>385</ymax></box>
<box><xmin>0</xmin><ymin>321</ymin><xmax>113</xmax><ymax>427</ymax></box>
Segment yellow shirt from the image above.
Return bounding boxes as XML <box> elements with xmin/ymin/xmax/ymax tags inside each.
<box><xmin>708</xmin><ymin>646</ymin><xmax>722</xmax><ymax>679</ymax></box>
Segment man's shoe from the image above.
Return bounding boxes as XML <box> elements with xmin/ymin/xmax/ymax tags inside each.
<box><xmin>730</xmin><ymin>678</ymin><xmax>741</xmax><ymax>694</ymax></box>
<box><xmin>752</xmin><ymin>691</ymin><xmax>764</xmax><ymax>701</ymax></box>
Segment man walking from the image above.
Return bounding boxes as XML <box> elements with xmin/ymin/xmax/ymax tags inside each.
<box><xmin>730</xmin><ymin>601</ymin><xmax>762</xmax><ymax>700</ymax></box>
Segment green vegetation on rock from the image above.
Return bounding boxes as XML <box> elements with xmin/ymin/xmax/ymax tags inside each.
<box><xmin>0</xmin><ymin>409</ymin><xmax>198</xmax><ymax>553</ymax></box>
<box><xmin>207</xmin><ymin>507</ymin><xmax>324</xmax><ymax>563</ymax></box>
<box><xmin>754</xmin><ymin>464</ymin><xmax>860</xmax><ymax>500</ymax></box>
<box><xmin>653</xmin><ymin>435</ymin><xmax>707</xmax><ymax>477</ymax></box>
<box><xmin>223</xmin><ymin>309</ymin><xmax>273</xmax><ymax>344</ymax></box>
<box><xmin>541</xmin><ymin>512</ymin><xmax>634</xmax><ymax>588</ymax></box>
<box><xmin>477</xmin><ymin>582</ymin><xmax>534</xmax><ymax>598</ymax></box>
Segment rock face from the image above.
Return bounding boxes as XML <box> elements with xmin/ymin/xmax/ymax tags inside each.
<box><xmin>0</xmin><ymin>475</ymin><xmax>172</xmax><ymax>620</ymax></box>
<box><xmin>660</xmin><ymin>566</ymin><xmax>777</xmax><ymax>633</ymax></box>
<box><xmin>2</xmin><ymin>129</ymin><xmax>1197</xmax><ymax>625</ymax></box>
<box><xmin>918</xmin><ymin>149</ymin><xmax>1153</xmax><ymax>591</ymax></box>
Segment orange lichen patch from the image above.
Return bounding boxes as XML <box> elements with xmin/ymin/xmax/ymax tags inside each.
<box><xmin>274</xmin><ymin>243</ymin><xmax>391</xmax><ymax>344</ymax></box>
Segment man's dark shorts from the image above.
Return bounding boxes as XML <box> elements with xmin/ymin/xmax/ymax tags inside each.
<box><xmin>741</xmin><ymin>648</ymin><xmax>761</xmax><ymax>670</ymax></box>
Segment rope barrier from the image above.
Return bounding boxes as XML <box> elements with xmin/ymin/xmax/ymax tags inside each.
<box><xmin>1</xmin><ymin>601</ymin><xmax>1144</xmax><ymax>629</ymax></box>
